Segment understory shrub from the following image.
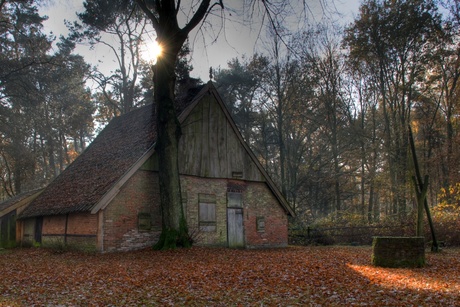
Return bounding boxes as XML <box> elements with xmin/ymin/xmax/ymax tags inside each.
<box><xmin>289</xmin><ymin>212</ymin><xmax>416</xmax><ymax>246</ymax></box>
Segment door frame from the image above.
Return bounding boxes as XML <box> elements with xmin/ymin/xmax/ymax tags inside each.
<box><xmin>227</xmin><ymin>207</ymin><xmax>244</xmax><ymax>248</ymax></box>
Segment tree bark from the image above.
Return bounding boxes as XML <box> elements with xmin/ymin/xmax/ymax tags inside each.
<box><xmin>135</xmin><ymin>0</ymin><xmax>213</xmax><ymax>249</ymax></box>
<box><xmin>152</xmin><ymin>42</ymin><xmax>190</xmax><ymax>249</ymax></box>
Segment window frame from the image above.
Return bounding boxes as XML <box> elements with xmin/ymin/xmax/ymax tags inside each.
<box><xmin>199</xmin><ymin>194</ymin><xmax>217</xmax><ymax>232</ymax></box>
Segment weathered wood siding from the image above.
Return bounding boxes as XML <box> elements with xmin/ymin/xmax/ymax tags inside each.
<box><xmin>178</xmin><ymin>93</ymin><xmax>263</xmax><ymax>181</ymax></box>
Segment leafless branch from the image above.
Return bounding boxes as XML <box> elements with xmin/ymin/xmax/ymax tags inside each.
<box><xmin>182</xmin><ymin>0</ymin><xmax>212</xmax><ymax>35</ymax></box>
<box><xmin>135</xmin><ymin>0</ymin><xmax>160</xmax><ymax>30</ymax></box>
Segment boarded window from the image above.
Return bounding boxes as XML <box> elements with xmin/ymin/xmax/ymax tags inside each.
<box><xmin>199</xmin><ymin>194</ymin><xmax>216</xmax><ymax>232</ymax></box>
<box><xmin>256</xmin><ymin>216</ymin><xmax>265</xmax><ymax>232</ymax></box>
<box><xmin>227</xmin><ymin>192</ymin><xmax>243</xmax><ymax>208</ymax></box>
<box><xmin>138</xmin><ymin>213</ymin><xmax>152</xmax><ymax>231</ymax></box>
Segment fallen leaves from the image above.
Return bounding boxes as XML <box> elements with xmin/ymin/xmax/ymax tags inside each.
<box><xmin>0</xmin><ymin>246</ymin><xmax>459</xmax><ymax>306</ymax></box>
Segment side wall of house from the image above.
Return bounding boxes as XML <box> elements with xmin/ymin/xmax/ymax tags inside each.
<box><xmin>244</xmin><ymin>182</ymin><xmax>288</xmax><ymax>248</ymax></box>
<box><xmin>41</xmin><ymin>213</ymin><xmax>98</xmax><ymax>249</ymax></box>
<box><xmin>102</xmin><ymin>169</ymin><xmax>161</xmax><ymax>252</ymax></box>
<box><xmin>100</xmin><ymin>172</ymin><xmax>288</xmax><ymax>251</ymax></box>
<box><xmin>181</xmin><ymin>175</ymin><xmax>288</xmax><ymax>248</ymax></box>
<box><xmin>181</xmin><ymin>176</ymin><xmax>228</xmax><ymax>246</ymax></box>
<box><xmin>19</xmin><ymin>213</ymin><xmax>97</xmax><ymax>249</ymax></box>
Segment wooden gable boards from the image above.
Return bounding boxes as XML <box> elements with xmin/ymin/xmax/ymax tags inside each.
<box><xmin>91</xmin><ymin>82</ymin><xmax>293</xmax><ymax>216</ymax></box>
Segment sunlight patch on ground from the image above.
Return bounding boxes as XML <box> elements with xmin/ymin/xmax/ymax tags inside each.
<box><xmin>347</xmin><ymin>263</ymin><xmax>460</xmax><ymax>294</ymax></box>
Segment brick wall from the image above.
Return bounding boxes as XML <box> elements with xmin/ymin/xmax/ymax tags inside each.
<box><xmin>181</xmin><ymin>175</ymin><xmax>288</xmax><ymax>248</ymax></box>
<box><xmin>42</xmin><ymin>215</ymin><xmax>66</xmax><ymax>234</ymax></box>
<box><xmin>82</xmin><ymin>170</ymin><xmax>287</xmax><ymax>252</ymax></box>
<box><xmin>243</xmin><ymin>182</ymin><xmax>288</xmax><ymax>248</ymax></box>
<box><xmin>41</xmin><ymin>213</ymin><xmax>98</xmax><ymax>249</ymax></box>
<box><xmin>103</xmin><ymin>170</ymin><xmax>161</xmax><ymax>252</ymax></box>
<box><xmin>42</xmin><ymin>213</ymin><xmax>98</xmax><ymax>235</ymax></box>
<box><xmin>67</xmin><ymin>213</ymin><xmax>98</xmax><ymax>235</ymax></box>
<box><xmin>17</xmin><ymin>213</ymin><xmax>98</xmax><ymax>249</ymax></box>
<box><xmin>181</xmin><ymin>176</ymin><xmax>228</xmax><ymax>246</ymax></box>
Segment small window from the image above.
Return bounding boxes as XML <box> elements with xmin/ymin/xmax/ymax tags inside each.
<box><xmin>138</xmin><ymin>213</ymin><xmax>152</xmax><ymax>231</ymax></box>
<box><xmin>199</xmin><ymin>194</ymin><xmax>216</xmax><ymax>232</ymax></box>
<box><xmin>256</xmin><ymin>216</ymin><xmax>265</xmax><ymax>232</ymax></box>
<box><xmin>227</xmin><ymin>192</ymin><xmax>243</xmax><ymax>208</ymax></box>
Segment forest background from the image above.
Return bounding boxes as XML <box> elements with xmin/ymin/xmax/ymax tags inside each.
<box><xmin>2</xmin><ymin>0</ymin><xmax>460</xmax><ymax>244</ymax></box>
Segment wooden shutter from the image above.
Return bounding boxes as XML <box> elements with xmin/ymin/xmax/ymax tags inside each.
<box><xmin>199</xmin><ymin>203</ymin><xmax>216</xmax><ymax>222</ymax></box>
<box><xmin>199</xmin><ymin>194</ymin><xmax>216</xmax><ymax>231</ymax></box>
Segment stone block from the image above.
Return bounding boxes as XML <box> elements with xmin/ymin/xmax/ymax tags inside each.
<box><xmin>372</xmin><ymin>236</ymin><xmax>425</xmax><ymax>268</ymax></box>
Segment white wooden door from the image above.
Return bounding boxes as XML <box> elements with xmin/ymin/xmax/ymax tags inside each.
<box><xmin>227</xmin><ymin>208</ymin><xmax>244</xmax><ymax>248</ymax></box>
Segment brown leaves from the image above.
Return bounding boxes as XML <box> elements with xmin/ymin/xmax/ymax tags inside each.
<box><xmin>0</xmin><ymin>246</ymin><xmax>459</xmax><ymax>306</ymax></box>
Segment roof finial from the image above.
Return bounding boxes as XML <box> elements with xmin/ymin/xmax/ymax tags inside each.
<box><xmin>209</xmin><ymin>66</ymin><xmax>213</xmax><ymax>81</ymax></box>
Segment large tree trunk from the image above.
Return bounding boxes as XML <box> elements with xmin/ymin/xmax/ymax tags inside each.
<box><xmin>152</xmin><ymin>33</ymin><xmax>189</xmax><ymax>250</ymax></box>
<box><xmin>134</xmin><ymin>0</ymin><xmax>213</xmax><ymax>250</ymax></box>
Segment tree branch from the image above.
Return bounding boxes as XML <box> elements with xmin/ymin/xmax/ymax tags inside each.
<box><xmin>135</xmin><ymin>0</ymin><xmax>160</xmax><ymax>30</ymax></box>
<box><xmin>181</xmin><ymin>0</ymin><xmax>213</xmax><ymax>36</ymax></box>
<box><xmin>175</xmin><ymin>0</ymin><xmax>181</xmax><ymax>15</ymax></box>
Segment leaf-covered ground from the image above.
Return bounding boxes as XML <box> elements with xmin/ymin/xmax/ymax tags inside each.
<box><xmin>0</xmin><ymin>246</ymin><xmax>459</xmax><ymax>306</ymax></box>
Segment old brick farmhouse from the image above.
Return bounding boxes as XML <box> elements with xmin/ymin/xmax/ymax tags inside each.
<box><xmin>18</xmin><ymin>82</ymin><xmax>294</xmax><ymax>252</ymax></box>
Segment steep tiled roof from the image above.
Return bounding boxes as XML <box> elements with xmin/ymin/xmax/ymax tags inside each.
<box><xmin>20</xmin><ymin>103</ymin><xmax>159</xmax><ymax>218</ymax></box>
<box><xmin>20</xmin><ymin>83</ymin><xmax>207</xmax><ymax>219</ymax></box>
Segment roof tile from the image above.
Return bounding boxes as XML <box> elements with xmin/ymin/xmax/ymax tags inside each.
<box><xmin>20</xmin><ymin>84</ymin><xmax>205</xmax><ymax>219</ymax></box>
<box><xmin>20</xmin><ymin>103</ymin><xmax>158</xmax><ymax>218</ymax></box>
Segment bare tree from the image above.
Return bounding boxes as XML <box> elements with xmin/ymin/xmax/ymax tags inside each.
<box><xmin>79</xmin><ymin>0</ymin><xmax>330</xmax><ymax>249</ymax></box>
<box><xmin>69</xmin><ymin>2</ymin><xmax>151</xmax><ymax>117</ymax></box>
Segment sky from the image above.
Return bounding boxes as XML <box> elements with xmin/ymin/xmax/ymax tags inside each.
<box><xmin>39</xmin><ymin>0</ymin><xmax>361</xmax><ymax>82</ymax></box>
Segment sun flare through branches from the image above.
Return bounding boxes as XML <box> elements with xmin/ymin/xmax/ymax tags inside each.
<box><xmin>140</xmin><ymin>41</ymin><xmax>162</xmax><ymax>64</ymax></box>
